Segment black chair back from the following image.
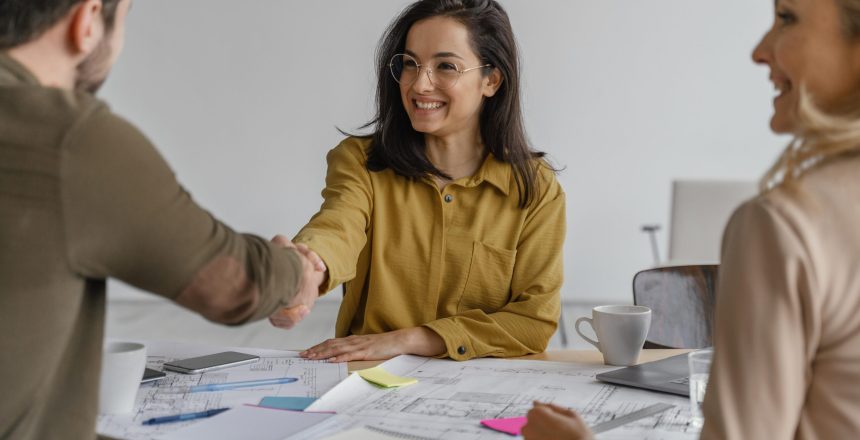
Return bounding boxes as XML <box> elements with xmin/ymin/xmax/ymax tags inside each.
<box><xmin>632</xmin><ymin>265</ymin><xmax>718</xmax><ymax>349</ymax></box>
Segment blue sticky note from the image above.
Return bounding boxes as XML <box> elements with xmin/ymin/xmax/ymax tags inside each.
<box><xmin>258</xmin><ymin>396</ymin><xmax>317</xmax><ymax>411</ymax></box>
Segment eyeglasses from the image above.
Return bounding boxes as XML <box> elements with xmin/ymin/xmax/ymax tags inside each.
<box><xmin>388</xmin><ymin>53</ymin><xmax>492</xmax><ymax>90</ymax></box>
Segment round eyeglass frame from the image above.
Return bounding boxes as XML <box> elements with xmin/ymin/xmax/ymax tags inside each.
<box><xmin>388</xmin><ymin>53</ymin><xmax>492</xmax><ymax>90</ymax></box>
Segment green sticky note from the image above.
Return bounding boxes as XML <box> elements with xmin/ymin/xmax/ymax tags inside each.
<box><xmin>357</xmin><ymin>366</ymin><xmax>418</xmax><ymax>388</ymax></box>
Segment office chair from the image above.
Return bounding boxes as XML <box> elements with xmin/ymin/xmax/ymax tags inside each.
<box><xmin>632</xmin><ymin>265</ymin><xmax>718</xmax><ymax>349</ymax></box>
<box><xmin>667</xmin><ymin>180</ymin><xmax>756</xmax><ymax>263</ymax></box>
<box><xmin>640</xmin><ymin>179</ymin><xmax>756</xmax><ymax>266</ymax></box>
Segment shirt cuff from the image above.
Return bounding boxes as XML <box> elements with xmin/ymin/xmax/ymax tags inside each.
<box><xmin>248</xmin><ymin>245</ymin><xmax>304</xmax><ymax>321</ymax></box>
<box><xmin>423</xmin><ymin>318</ymin><xmax>475</xmax><ymax>361</ymax></box>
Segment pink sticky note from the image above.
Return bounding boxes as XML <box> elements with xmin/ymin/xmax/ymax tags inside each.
<box><xmin>481</xmin><ymin>417</ymin><xmax>528</xmax><ymax>436</ymax></box>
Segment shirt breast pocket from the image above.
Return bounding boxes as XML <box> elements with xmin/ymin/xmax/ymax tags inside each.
<box><xmin>457</xmin><ymin>241</ymin><xmax>517</xmax><ymax>313</ymax></box>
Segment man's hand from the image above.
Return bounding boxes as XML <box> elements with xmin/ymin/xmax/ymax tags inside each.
<box><xmin>268</xmin><ymin>235</ymin><xmax>326</xmax><ymax>330</ymax></box>
<box><xmin>522</xmin><ymin>402</ymin><xmax>594</xmax><ymax>440</ymax></box>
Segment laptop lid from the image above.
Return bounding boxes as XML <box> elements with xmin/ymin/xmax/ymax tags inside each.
<box><xmin>596</xmin><ymin>353</ymin><xmax>690</xmax><ymax>397</ymax></box>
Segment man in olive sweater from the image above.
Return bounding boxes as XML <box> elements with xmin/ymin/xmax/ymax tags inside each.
<box><xmin>0</xmin><ymin>1</ymin><xmax>322</xmax><ymax>438</ymax></box>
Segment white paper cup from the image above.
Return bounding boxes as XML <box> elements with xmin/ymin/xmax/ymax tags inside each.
<box><xmin>99</xmin><ymin>342</ymin><xmax>146</xmax><ymax>414</ymax></box>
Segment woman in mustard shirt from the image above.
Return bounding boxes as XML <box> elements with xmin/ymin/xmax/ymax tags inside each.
<box><xmin>271</xmin><ymin>0</ymin><xmax>565</xmax><ymax>362</ymax></box>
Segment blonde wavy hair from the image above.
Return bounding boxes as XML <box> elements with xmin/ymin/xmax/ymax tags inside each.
<box><xmin>761</xmin><ymin>0</ymin><xmax>860</xmax><ymax>191</ymax></box>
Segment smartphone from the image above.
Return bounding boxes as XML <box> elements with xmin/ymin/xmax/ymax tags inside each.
<box><xmin>141</xmin><ymin>367</ymin><xmax>167</xmax><ymax>383</ymax></box>
<box><xmin>162</xmin><ymin>351</ymin><xmax>260</xmax><ymax>374</ymax></box>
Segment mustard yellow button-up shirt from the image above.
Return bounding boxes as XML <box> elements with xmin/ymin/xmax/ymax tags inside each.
<box><xmin>294</xmin><ymin>137</ymin><xmax>565</xmax><ymax>360</ymax></box>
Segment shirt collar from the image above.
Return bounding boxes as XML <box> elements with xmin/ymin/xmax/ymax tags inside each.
<box><xmin>0</xmin><ymin>52</ymin><xmax>40</xmax><ymax>87</ymax></box>
<box><xmin>463</xmin><ymin>152</ymin><xmax>511</xmax><ymax>195</ymax></box>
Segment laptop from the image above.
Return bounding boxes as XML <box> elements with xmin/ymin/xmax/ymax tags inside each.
<box><xmin>596</xmin><ymin>353</ymin><xmax>690</xmax><ymax>397</ymax></box>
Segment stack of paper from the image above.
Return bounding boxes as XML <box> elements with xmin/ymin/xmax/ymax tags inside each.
<box><xmin>158</xmin><ymin>405</ymin><xmax>333</xmax><ymax>440</ymax></box>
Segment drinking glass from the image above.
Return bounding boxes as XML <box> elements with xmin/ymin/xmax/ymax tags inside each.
<box><xmin>688</xmin><ymin>347</ymin><xmax>713</xmax><ymax>428</ymax></box>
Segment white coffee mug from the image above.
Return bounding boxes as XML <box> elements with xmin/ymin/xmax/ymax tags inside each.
<box><xmin>575</xmin><ymin>305</ymin><xmax>651</xmax><ymax>366</ymax></box>
<box><xmin>99</xmin><ymin>342</ymin><xmax>146</xmax><ymax>414</ymax></box>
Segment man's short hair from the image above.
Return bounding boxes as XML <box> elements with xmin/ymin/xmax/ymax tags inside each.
<box><xmin>0</xmin><ymin>0</ymin><xmax>121</xmax><ymax>50</ymax></box>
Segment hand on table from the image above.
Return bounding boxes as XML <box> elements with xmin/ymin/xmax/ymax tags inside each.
<box><xmin>522</xmin><ymin>402</ymin><xmax>594</xmax><ymax>440</ymax></box>
<box><xmin>299</xmin><ymin>327</ymin><xmax>446</xmax><ymax>362</ymax></box>
<box><xmin>268</xmin><ymin>235</ymin><xmax>327</xmax><ymax>330</ymax></box>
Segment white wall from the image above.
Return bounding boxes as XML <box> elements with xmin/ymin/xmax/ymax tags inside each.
<box><xmin>101</xmin><ymin>0</ymin><xmax>787</xmax><ymax>304</ymax></box>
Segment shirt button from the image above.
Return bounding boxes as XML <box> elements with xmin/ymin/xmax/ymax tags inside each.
<box><xmin>444</xmin><ymin>194</ymin><xmax>454</xmax><ymax>203</ymax></box>
<box><xmin>457</xmin><ymin>346</ymin><xmax>466</xmax><ymax>355</ymax></box>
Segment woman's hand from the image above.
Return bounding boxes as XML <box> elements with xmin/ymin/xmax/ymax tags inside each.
<box><xmin>522</xmin><ymin>402</ymin><xmax>594</xmax><ymax>440</ymax></box>
<box><xmin>271</xmin><ymin>235</ymin><xmax>327</xmax><ymax>273</ymax></box>
<box><xmin>300</xmin><ymin>327</ymin><xmax>446</xmax><ymax>362</ymax></box>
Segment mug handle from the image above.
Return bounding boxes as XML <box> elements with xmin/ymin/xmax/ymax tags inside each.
<box><xmin>575</xmin><ymin>317</ymin><xmax>600</xmax><ymax>350</ymax></box>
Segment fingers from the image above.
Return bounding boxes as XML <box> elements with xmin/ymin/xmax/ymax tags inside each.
<box><xmin>557</xmin><ymin>410</ymin><xmax>591</xmax><ymax>437</ymax></box>
<box><xmin>545</xmin><ymin>402</ymin><xmax>579</xmax><ymax>418</ymax></box>
<box><xmin>523</xmin><ymin>402</ymin><xmax>592</xmax><ymax>440</ymax></box>
<box><xmin>523</xmin><ymin>405</ymin><xmax>554</xmax><ymax>439</ymax></box>
<box><xmin>293</xmin><ymin>243</ymin><xmax>327</xmax><ymax>272</ymax></box>
<box><xmin>299</xmin><ymin>338</ymin><xmax>335</xmax><ymax>358</ymax></box>
<box><xmin>537</xmin><ymin>402</ymin><xmax>583</xmax><ymax>423</ymax></box>
<box><xmin>526</xmin><ymin>403</ymin><xmax>554</xmax><ymax>421</ymax></box>
<box><xmin>285</xmin><ymin>255</ymin><xmax>323</xmax><ymax>309</ymax></box>
<box><xmin>300</xmin><ymin>268</ymin><xmax>325</xmax><ymax>305</ymax></box>
<box><xmin>272</xmin><ymin>235</ymin><xmax>327</xmax><ymax>273</ymax></box>
<box><xmin>268</xmin><ymin>305</ymin><xmax>309</xmax><ymax>329</ymax></box>
<box><xmin>301</xmin><ymin>337</ymin><xmax>352</xmax><ymax>360</ymax></box>
<box><xmin>271</xmin><ymin>235</ymin><xmax>295</xmax><ymax>248</ymax></box>
<box><xmin>267</xmin><ymin>236</ymin><xmax>326</xmax><ymax>330</ymax></box>
<box><xmin>301</xmin><ymin>336</ymin><xmax>367</xmax><ymax>361</ymax></box>
<box><xmin>327</xmin><ymin>350</ymin><xmax>368</xmax><ymax>363</ymax></box>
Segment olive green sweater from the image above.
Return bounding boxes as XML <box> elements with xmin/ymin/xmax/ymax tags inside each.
<box><xmin>0</xmin><ymin>53</ymin><xmax>302</xmax><ymax>440</ymax></box>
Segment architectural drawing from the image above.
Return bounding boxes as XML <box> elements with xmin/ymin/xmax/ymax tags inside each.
<box><xmin>297</xmin><ymin>355</ymin><xmax>700</xmax><ymax>440</ymax></box>
<box><xmin>95</xmin><ymin>340</ymin><xmax>347</xmax><ymax>440</ymax></box>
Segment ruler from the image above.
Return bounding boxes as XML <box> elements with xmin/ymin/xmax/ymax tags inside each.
<box><xmin>590</xmin><ymin>402</ymin><xmax>675</xmax><ymax>434</ymax></box>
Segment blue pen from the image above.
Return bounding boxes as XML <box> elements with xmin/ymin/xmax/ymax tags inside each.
<box><xmin>142</xmin><ymin>407</ymin><xmax>230</xmax><ymax>425</ymax></box>
<box><xmin>189</xmin><ymin>376</ymin><xmax>298</xmax><ymax>393</ymax></box>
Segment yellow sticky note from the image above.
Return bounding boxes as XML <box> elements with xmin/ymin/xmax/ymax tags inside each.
<box><xmin>357</xmin><ymin>366</ymin><xmax>418</xmax><ymax>388</ymax></box>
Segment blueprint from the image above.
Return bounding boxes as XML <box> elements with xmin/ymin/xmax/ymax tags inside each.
<box><xmin>96</xmin><ymin>340</ymin><xmax>347</xmax><ymax>440</ymax></box>
<box><xmin>296</xmin><ymin>355</ymin><xmax>700</xmax><ymax>440</ymax></box>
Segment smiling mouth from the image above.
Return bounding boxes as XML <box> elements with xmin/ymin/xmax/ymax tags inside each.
<box><xmin>773</xmin><ymin>78</ymin><xmax>793</xmax><ymax>99</ymax></box>
<box><xmin>414</xmin><ymin>100</ymin><xmax>446</xmax><ymax>110</ymax></box>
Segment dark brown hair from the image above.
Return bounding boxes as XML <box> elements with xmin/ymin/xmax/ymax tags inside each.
<box><xmin>358</xmin><ymin>0</ymin><xmax>548</xmax><ymax>208</ymax></box>
<box><xmin>0</xmin><ymin>0</ymin><xmax>121</xmax><ymax>50</ymax></box>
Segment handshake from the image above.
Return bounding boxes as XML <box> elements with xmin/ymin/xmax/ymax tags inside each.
<box><xmin>267</xmin><ymin>235</ymin><xmax>328</xmax><ymax>330</ymax></box>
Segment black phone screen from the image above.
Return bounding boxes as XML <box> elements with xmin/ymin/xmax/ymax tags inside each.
<box><xmin>141</xmin><ymin>367</ymin><xmax>166</xmax><ymax>383</ymax></box>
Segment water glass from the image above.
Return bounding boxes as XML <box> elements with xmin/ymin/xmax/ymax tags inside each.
<box><xmin>688</xmin><ymin>347</ymin><xmax>713</xmax><ymax>428</ymax></box>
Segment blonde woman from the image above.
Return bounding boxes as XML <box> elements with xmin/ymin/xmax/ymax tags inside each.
<box><xmin>523</xmin><ymin>0</ymin><xmax>860</xmax><ymax>438</ymax></box>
